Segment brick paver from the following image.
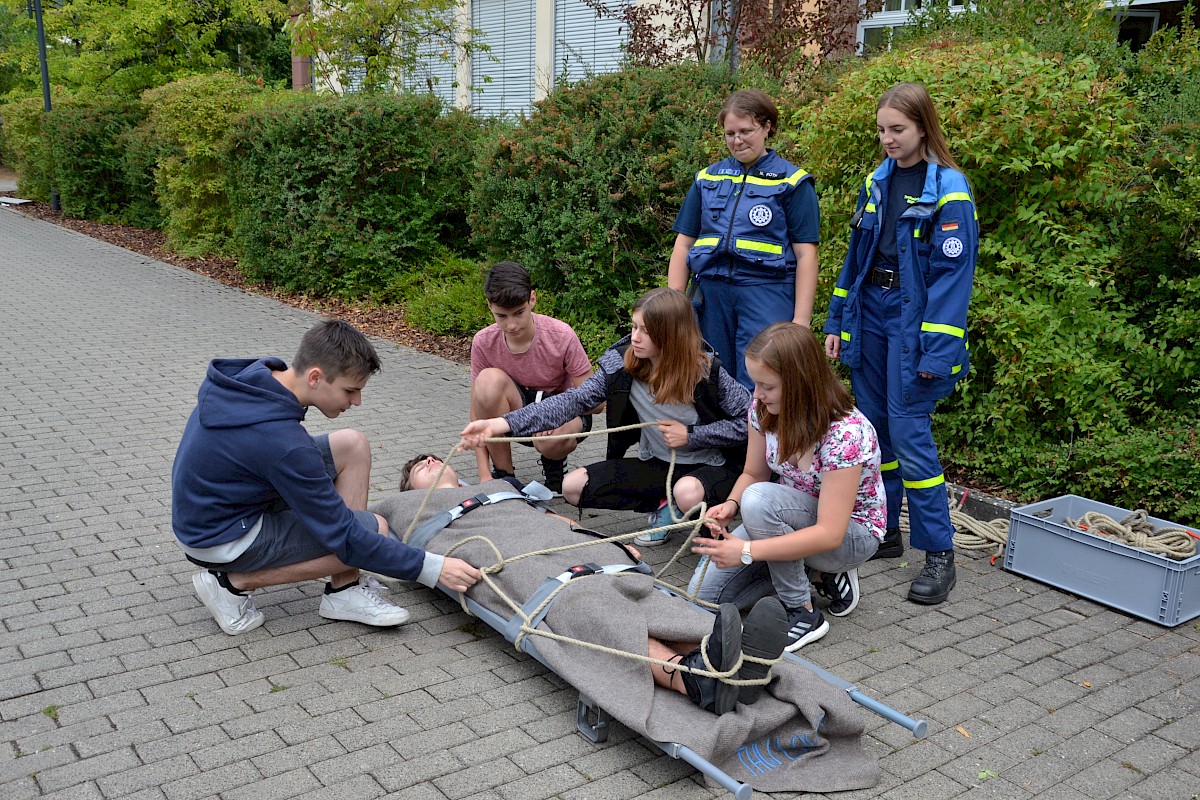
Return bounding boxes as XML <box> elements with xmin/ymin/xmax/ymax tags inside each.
<box><xmin>2</xmin><ymin>207</ymin><xmax>1198</xmax><ymax>799</ymax></box>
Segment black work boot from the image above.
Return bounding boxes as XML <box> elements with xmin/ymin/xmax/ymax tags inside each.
<box><xmin>676</xmin><ymin>603</ymin><xmax>742</xmax><ymax>715</ymax></box>
<box><xmin>869</xmin><ymin>527</ymin><xmax>904</xmax><ymax>560</ymax></box>
<box><xmin>539</xmin><ymin>456</ymin><xmax>566</xmax><ymax>494</ymax></box>
<box><xmin>906</xmin><ymin>550</ymin><xmax>956</xmax><ymax>605</ymax></box>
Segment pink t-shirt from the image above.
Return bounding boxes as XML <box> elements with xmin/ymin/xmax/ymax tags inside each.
<box><xmin>471</xmin><ymin>313</ymin><xmax>592</xmax><ymax>393</ymax></box>
<box><xmin>749</xmin><ymin>400</ymin><xmax>886</xmax><ymax>540</ymax></box>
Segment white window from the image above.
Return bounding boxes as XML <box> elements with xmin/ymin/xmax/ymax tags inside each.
<box><xmin>402</xmin><ymin>27</ymin><xmax>459</xmax><ymax>108</ymax></box>
<box><xmin>554</xmin><ymin>0</ymin><xmax>629</xmax><ymax>85</ymax></box>
<box><xmin>857</xmin><ymin>0</ymin><xmax>964</xmax><ymax>54</ymax></box>
<box><xmin>472</xmin><ymin>0</ymin><xmax>537</xmax><ymax>116</ymax></box>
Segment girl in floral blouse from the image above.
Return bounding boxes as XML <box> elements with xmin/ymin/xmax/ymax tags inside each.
<box><xmin>691</xmin><ymin>323</ymin><xmax>885</xmax><ymax>653</ymax></box>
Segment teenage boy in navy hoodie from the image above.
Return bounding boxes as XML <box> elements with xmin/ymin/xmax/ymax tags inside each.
<box><xmin>172</xmin><ymin>319</ymin><xmax>481</xmax><ymax>635</ymax></box>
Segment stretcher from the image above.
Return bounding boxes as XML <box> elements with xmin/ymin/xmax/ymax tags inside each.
<box><xmin>376</xmin><ymin>482</ymin><xmax>926</xmax><ymax>797</ymax></box>
<box><xmin>433</xmin><ymin>564</ymin><xmax>927</xmax><ymax>800</ymax></box>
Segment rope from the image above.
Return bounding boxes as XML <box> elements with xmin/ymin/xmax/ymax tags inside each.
<box><xmin>400</xmin><ymin>422</ymin><xmax>782</xmax><ymax>688</ymax></box>
<box><xmin>1065</xmin><ymin>509</ymin><xmax>1197</xmax><ymax>561</ymax></box>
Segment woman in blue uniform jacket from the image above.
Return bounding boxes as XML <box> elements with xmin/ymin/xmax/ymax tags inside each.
<box><xmin>668</xmin><ymin>89</ymin><xmax>820</xmax><ymax>390</ymax></box>
<box><xmin>823</xmin><ymin>82</ymin><xmax>978</xmax><ymax>606</ymax></box>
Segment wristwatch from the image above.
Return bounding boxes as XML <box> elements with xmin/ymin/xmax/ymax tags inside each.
<box><xmin>740</xmin><ymin>541</ymin><xmax>753</xmax><ymax>566</ymax></box>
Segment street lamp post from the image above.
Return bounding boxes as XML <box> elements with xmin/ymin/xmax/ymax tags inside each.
<box><xmin>31</xmin><ymin>0</ymin><xmax>59</xmax><ymax>211</ymax></box>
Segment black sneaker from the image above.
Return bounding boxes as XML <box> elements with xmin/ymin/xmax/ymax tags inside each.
<box><xmin>539</xmin><ymin>456</ymin><xmax>566</xmax><ymax>493</ymax></box>
<box><xmin>783</xmin><ymin>604</ymin><xmax>829</xmax><ymax>652</ymax></box>
<box><xmin>736</xmin><ymin>596</ymin><xmax>789</xmax><ymax>705</ymax></box>
<box><xmin>677</xmin><ymin>603</ymin><xmax>741</xmax><ymax>715</ymax></box>
<box><xmin>823</xmin><ymin>569</ymin><xmax>859</xmax><ymax>617</ymax></box>
<box><xmin>907</xmin><ymin>550</ymin><xmax>956</xmax><ymax>605</ymax></box>
<box><xmin>869</xmin><ymin>527</ymin><xmax>904</xmax><ymax>560</ymax></box>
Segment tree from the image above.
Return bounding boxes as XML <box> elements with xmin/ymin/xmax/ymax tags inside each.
<box><xmin>580</xmin><ymin>0</ymin><xmax>880</xmax><ymax>72</ymax></box>
<box><xmin>0</xmin><ymin>0</ymin><xmax>289</xmax><ymax>98</ymax></box>
<box><xmin>289</xmin><ymin>0</ymin><xmax>479</xmax><ymax>95</ymax></box>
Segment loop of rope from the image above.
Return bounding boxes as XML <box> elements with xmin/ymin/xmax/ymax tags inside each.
<box><xmin>1065</xmin><ymin>510</ymin><xmax>1197</xmax><ymax>560</ymax></box>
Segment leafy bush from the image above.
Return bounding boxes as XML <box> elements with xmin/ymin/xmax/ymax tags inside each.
<box><xmin>137</xmin><ymin>73</ymin><xmax>280</xmax><ymax>255</ymax></box>
<box><xmin>469</xmin><ymin>63</ymin><xmax>777</xmax><ymax>325</ymax></box>
<box><xmin>785</xmin><ymin>39</ymin><xmax>1200</xmax><ymax>515</ymax></box>
<box><xmin>116</xmin><ymin>122</ymin><xmax>165</xmax><ymax>229</ymax></box>
<box><xmin>0</xmin><ymin>94</ymin><xmax>62</xmax><ymax>200</ymax></box>
<box><xmin>46</xmin><ymin>102</ymin><xmax>146</xmax><ymax>222</ymax></box>
<box><xmin>224</xmin><ymin>92</ymin><xmax>487</xmax><ymax>297</ymax></box>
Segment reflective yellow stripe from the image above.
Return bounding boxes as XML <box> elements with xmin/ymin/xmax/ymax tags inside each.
<box><xmin>833</xmin><ymin>287</ymin><xmax>849</xmax><ymax>298</ymax></box>
<box><xmin>938</xmin><ymin>191</ymin><xmax>978</xmax><ymax>220</ymax></box>
<box><xmin>880</xmin><ymin>460</ymin><xmax>899</xmax><ymax>472</ymax></box>
<box><xmin>697</xmin><ymin>168</ymin><xmax>809</xmax><ymax>187</ymax></box>
<box><xmin>937</xmin><ymin>191</ymin><xmax>971</xmax><ymax>208</ymax></box>
<box><xmin>865</xmin><ymin>202</ymin><xmax>876</xmax><ymax>212</ymax></box>
<box><xmin>904</xmin><ymin>473</ymin><xmax>946</xmax><ymax>490</ymax></box>
<box><xmin>913</xmin><ymin>229</ymin><xmax>921</xmax><ymax>238</ymax></box>
<box><xmin>951</xmin><ymin>364</ymin><xmax>962</xmax><ymax>375</ymax></box>
<box><xmin>840</xmin><ymin>331</ymin><xmax>851</xmax><ymax>341</ymax></box>
<box><xmin>736</xmin><ymin>239</ymin><xmax>784</xmax><ymax>255</ymax></box>
<box><xmin>921</xmin><ymin>322</ymin><xmax>965</xmax><ymax>338</ymax></box>
<box><xmin>694</xmin><ymin>237</ymin><xmax>720</xmax><ymax>247</ymax></box>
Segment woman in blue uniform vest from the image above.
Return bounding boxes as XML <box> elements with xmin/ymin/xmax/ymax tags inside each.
<box><xmin>823</xmin><ymin>83</ymin><xmax>978</xmax><ymax>605</ymax></box>
<box><xmin>668</xmin><ymin>89</ymin><xmax>820</xmax><ymax>390</ymax></box>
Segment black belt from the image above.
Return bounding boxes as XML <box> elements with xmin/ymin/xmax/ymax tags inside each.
<box><xmin>869</xmin><ymin>267</ymin><xmax>899</xmax><ymax>289</ymax></box>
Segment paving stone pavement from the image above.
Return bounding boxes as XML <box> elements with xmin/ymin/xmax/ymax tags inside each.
<box><xmin>1</xmin><ymin>206</ymin><xmax>1198</xmax><ymax>800</ymax></box>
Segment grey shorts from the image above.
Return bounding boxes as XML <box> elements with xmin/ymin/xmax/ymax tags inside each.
<box><xmin>186</xmin><ymin>433</ymin><xmax>380</xmax><ymax>573</ymax></box>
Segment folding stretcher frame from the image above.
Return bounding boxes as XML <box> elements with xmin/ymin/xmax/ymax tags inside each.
<box><xmin>436</xmin><ymin>579</ymin><xmax>928</xmax><ymax>800</ymax></box>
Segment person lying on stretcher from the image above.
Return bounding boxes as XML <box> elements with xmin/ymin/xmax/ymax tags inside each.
<box><xmin>397</xmin><ymin>453</ymin><xmax>790</xmax><ymax>715</ymax></box>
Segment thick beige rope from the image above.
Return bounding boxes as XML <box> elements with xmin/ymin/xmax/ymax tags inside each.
<box><xmin>1065</xmin><ymin>509</ymin><xmax>1198</xmax><ymax>560</ymax></box>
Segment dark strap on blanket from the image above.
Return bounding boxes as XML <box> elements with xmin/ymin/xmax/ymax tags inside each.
<box><xmin>503</xmin><ymin>561</ymin><xmax>654</xmax><ymax>648</ymax></box>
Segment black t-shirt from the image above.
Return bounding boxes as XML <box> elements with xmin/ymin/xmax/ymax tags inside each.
<box><xmin>872</xmin><ymin>161</ymin><xmax>927</xmax><ymax>270</ymax></box>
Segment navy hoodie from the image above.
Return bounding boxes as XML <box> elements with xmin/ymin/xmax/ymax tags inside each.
<box><xmin>171</xmin><ymin>357</ymin><xmax>439</xmax><ymax>585</ymax></box>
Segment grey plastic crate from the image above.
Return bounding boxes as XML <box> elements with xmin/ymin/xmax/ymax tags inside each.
<box><xmin>1005</xmin><ymin>495</ymin><xmax>1200</xmax><ymax>627</ymax></box>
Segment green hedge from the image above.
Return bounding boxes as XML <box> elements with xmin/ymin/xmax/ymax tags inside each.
<box><xmin>136</xmin><ymin>73</ymin><xmax>281</xmax><ymax>256</ymax></box>
<box><xmin>0</xmin><ymin>94</ymin><xmax>62</xmax><ymax>201</ymax></box>
<box><xmin>469</xmin><ymin>63</ymin><xmax>769</xmax><ymax>325</ymax></box>
<box><xmin>224</xmin><ymin>92</ymin><xmax>487</xmax><ymax>297</ymax></box>
<box><xmin>46</xmin><ymin>102</ymin><xmax>147</xmax><ymax>222</ymax></box>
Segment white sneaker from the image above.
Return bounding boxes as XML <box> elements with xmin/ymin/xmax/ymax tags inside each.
<box><xmin>193</xmin><ymin>571</ymin><xmax>265</xmax><ymax>635</ymax></box>
<box><xmin>360</xmin><ymin>574</ymin><xmax>392</xmax><ymax>593</ymax></box>
<box><xmin>319</xmin><ymin>583</ymin><xmax>411</xmax><ymax>627</ymax></box>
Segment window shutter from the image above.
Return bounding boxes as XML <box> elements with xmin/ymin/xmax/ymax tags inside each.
<box><xmin>472</xmin><ymin>0</ymin><xmax>537</xmax><ymax>116</ymax></box>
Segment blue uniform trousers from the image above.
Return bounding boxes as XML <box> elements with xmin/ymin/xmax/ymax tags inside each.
<box><xmin>850</xmin><ymin>284</ymin><xmax>954</xmax><ymax>552</ymax></box>
<box><xmin>697</xmin><ymin>277</ymin><xmax>794</xmax><ymax>390</ymax></box>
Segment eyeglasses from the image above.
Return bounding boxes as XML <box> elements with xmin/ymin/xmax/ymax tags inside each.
<box><xmin>723</xmin><ymin>125</ymin><xmax>762</xmax><ymax>142</ymax></box>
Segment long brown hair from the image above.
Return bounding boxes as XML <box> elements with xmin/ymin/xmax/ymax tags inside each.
<box><xmin>624</xmin><ymin>288</ymin><xmax>708</xmax><ymax>406</ymax></box>
<box><xmin>719</xmin><ymin>89</ymin><xmax>779</xmax><ymax>140</ymax></box>
<box><xmin>744</xmin><ymin>323</ymin><xmax>854</xmax><ymax>462</ymax></box>
<box><xmin>878</xmin><ymin>83</ymin><xmax>959</xmax><ymax>171</ymax></box>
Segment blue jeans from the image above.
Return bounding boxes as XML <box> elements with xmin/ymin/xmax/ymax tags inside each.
<box><xmin>688</xmin><ymin>482</ymin><xmax>878</xmax><ymax>610</ymax></box>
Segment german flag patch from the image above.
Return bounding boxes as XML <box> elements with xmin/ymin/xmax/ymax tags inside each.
<box><xmin>940</xmin><ymin>221</ymin><xmax>959</xmax><ymax>232</ymax></box>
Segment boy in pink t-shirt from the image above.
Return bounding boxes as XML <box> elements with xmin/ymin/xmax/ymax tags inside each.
<box><xmin>469</xmin><ymin>261</ymin><xmax>595</xmax><ymax>491</ymax></box>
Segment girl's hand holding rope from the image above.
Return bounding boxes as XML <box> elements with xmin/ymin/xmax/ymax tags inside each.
<box><xmin>459</xmin><ymin>417</ymin><xmax>511</xmax><ymax>451</ymax></box>
<box><xmin>692</xmin><ymin>531</ymin><xmax>744</xmax><ymax>569</ymax></box>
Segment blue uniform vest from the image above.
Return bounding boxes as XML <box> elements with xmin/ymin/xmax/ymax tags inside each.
<box><xmin>685</xmin><ymin>150</ymin><xmax>812</xmax><ymax>283</ymax></box>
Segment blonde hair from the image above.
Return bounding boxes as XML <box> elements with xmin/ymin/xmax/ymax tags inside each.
<box><xmin>878</xmin><ymin>83</ymin><xmax>960</xmax><ymax>171</ymax></box>
<box><xmin>744</xmin><ymin>323</ymin><xmax>854</xmax><ymax>462</ymax></box>
<box><xmin>624</xmin><ymin>288</ymin><xmax>708</xmax><ymax>406</ymax></box>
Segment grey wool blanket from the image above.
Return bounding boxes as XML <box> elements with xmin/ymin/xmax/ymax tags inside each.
<box><xmin>372</xmin><ymin>480</ymin><xmax>881</xmax><ymax>794</ymax></box>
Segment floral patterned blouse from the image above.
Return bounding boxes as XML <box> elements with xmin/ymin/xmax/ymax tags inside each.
<box><xmin>750</xmin><ymin>401</ymin><xmax>886</xmax><ymax>540</ymax></box>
